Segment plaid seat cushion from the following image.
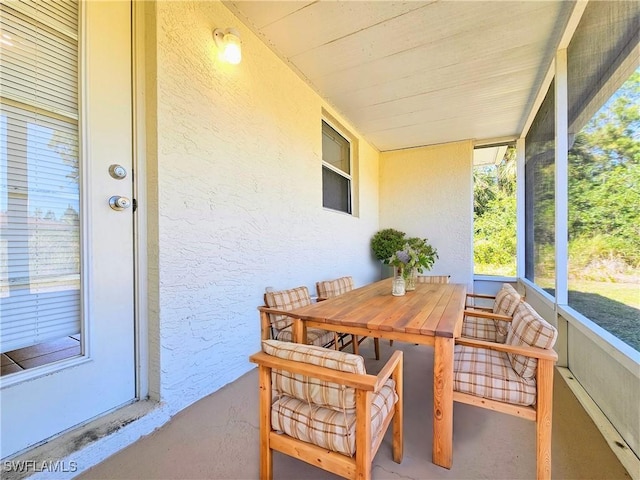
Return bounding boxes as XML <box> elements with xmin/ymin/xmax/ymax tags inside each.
<box><xmin>276</xmin><ymin>327</ymin><xmax>336</xmax><ymax>347</ymax></box>
<box><xmin>264</xmin><ymin>286</ymin><xmax>312</xmax><ymax>331</ymax></box>
<box><xmin>316</xmin><ymin>276</ymin><xmax>354</xmax><ymax>298</ymax></box>
<box><xmin>263</xmin><ymin>340</ymin><xmax>366</xmax><ymax>411</ymax></box>
<box><xmin>506</xmin><ymin>302</ymin><xmax>557</xmax><ymax>379</ymax></box>
<box><xmin>271</xmin><ymin>378</ymin><xmax>397</xmax><ymax>456</ymax></box>
<box><xmin>454</xmin><ymin>345</ymin><xmax>537</xmax><ymax>406</ymax></box>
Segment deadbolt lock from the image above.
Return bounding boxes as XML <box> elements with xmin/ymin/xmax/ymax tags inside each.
<box><xmin>109</xmin><ymin>164</ymin><xmax>127</xmax><ymax>179</ymax></box>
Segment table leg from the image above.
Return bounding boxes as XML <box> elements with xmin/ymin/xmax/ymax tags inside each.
<box><xmin>292</xmin><ymin>318</ymin><xmax>306</xmax><ymax>344</ymax></box>
<box><xmin>433</xmin><ymin>336</ymin><xmax>454</xmax><ymax>469</ymax></box>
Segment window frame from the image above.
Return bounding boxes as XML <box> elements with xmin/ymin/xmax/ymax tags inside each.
<box><xmin>321</xmin><ymin>119</ymin><xmax>353</xmax><ymax>215</ymax></box>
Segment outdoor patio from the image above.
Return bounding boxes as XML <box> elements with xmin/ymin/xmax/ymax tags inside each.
<box><xmin>77</xmin><ymin>340</ymin><xmax>630</xmax><ymax>480</ymax></box>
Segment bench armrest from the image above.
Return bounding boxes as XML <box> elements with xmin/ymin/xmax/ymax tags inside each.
<box><xmin>456</xmin><ymin>337</ymin><xmax>558</xmax><ymax>362</ymax></box>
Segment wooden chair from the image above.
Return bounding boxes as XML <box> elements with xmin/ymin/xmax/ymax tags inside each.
<box><xmin>463</xmin><ymin>283</ymin><xmax>523</xmax><ymax>343</ymax></box>
<box><xmin>250</xmin><ymin>339</ymin><xmax>403</xmax><ymax>480</ymax></box>
<box><xmin>453</xmin><ymin>301</ymin><xmax>558</xmax><ymax>480</ymax></box>
<box><xmin>260</xmin><ymin>286</ymin><xmax>338</xmax><ymax>348</ymax></box>
<box><xmin>415</xmin><ymin>274</ymin><xmax>451</xmax><ymax>283</ymax></box>
<box><xmin>316</xmin><ymin>276</ymin><xmax>380</xmax><ymax>360</ymax></box>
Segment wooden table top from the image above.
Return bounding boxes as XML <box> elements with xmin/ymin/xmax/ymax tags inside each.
<box><xmin>291</xmin><ymin>279</ymin><xmax>467</xmax><ymax>338</ymax></box>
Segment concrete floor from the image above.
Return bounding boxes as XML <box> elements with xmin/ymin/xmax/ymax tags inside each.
<box><xmin>79</xmin><ymin>340</ymin><xmax>631</xmax><ymax>480</ymax></box>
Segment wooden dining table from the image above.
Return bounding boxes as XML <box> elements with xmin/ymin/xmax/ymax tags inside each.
<box><xmin>288</xmin><ymin>278</ymin><xmax>467</xmax><ymax>469</ymax></box>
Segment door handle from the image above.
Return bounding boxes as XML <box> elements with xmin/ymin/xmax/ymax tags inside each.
<box><xmin>109</xmin><ymin>196</ymin><xmax>131</xmax><ymax>211</ymax></box>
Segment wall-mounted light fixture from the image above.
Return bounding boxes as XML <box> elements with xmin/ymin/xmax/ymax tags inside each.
<box><xmin>213</xmin><ymin>27</ymin><xmax>241</xmax><ymax>65</ymax></box>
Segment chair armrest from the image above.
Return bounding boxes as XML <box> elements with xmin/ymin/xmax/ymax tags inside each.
<box><xmin>249</xmin><ymin>351</ymin><xmax>378</xmax><ymax>391</ymax></box>
<box><xmin>466</xmin><ymin>293</ymin><xmax>496</xmax><ymax>300</ymax></box>
<box><xmin>258</xmin><ymin>305</ymin><xmax>298</xmax><ymax>317</ymax></box>
<box><xmin>463</xmin><ymin>309</ymin><xmax>513</xmax><ymax>322</ymax></box>
<box><xmin>373</xmin><ymin>351</ymin><xmax>403</xmax><ymax>392</ymax></box>
<box><xmin>456</xmin><ymin>337</ymin><xmax>558</xmax><ymax>362</ymax></box>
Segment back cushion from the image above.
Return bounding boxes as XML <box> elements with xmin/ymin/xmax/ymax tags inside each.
<box><xmin>262</xmin><ymin>339</ymin><xmax>366</xmax><ymax>411</ymax></box>
<box><xmin>506</xmin><ymin>302</ymin><xmax>558</xmax><ymax>379</ymax></box>
<box><xmin>493</xmin><ymin>283</ymin><xmax>521</xmax><ymax>316</ymax></box>
<box><xmin>492</xmin><ymin>284</ymin><xmax>522</xmax><ymax>342</ymax></box>
<box><xmin>264</xmin><ymin>286</ymin><xmax>311</xmax><ymax>331</ymax></box>
<box><xmin>316</xmin><ymin>276</ymin><xmax>354</xmax><ymax>299</ymax></box>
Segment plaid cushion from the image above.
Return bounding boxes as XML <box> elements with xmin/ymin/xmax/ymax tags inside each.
<box><xmin>506</xmin><ymin>302</ymin><xmax>558</xmax><ymax>379</ymax></box>
<box><xmin>492</xmin><ymin>284</ymin><xmax>521</xmax><ymax>342</ymax></box>
<box><xmin>263</xmin><ymin>340</ymin><xmax>366</xmax><ymax>411</ymax></box>
<box><xmin>316</xmin><ymin>276</ymin><xmax>354</xmax><ymax>298</ymax></box>
<box><xmin>461</xmin><ymin>316</ymin><xmax>500</xmax><ymax>342</ymax></box>
<box><xmin>271</xmin><ymin>379</ymin><xmax>397</xmax><ymax>456</ymax></box>
<box><xmin>416</xmin><ymin>275</ymin><xmax>450</xmax><ymax>284</ymax></box>
<box><xmin>276</xmin><ymin>327</ymin><xmax>336</xmax><ymax>347</ymax></box>
<box><xmin>454</xmin><ymin>345</ymin><xmax>537</xmax><ymax>406</ymax></box>
<box><xmin>264</xmin><ymin>286</ymin><xmax>312</xmax><ymax>331</ymax></box>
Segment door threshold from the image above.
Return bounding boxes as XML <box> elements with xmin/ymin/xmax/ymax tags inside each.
<box><xmin>2</xmin><ymin>400</ymin><xmax>168</xmax><ymax>480</ymax></box>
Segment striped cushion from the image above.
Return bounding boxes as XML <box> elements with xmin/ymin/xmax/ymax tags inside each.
<box><xmin>416</xmin><ymin>275</ymin><xmax>450</xmax><ymax>284</ymax></box>
<box><xmin>506</xmin><ymin>302</ymin><xmax>558</xmax><ymax>379</ymax></box>
<box><xmin>454</xmin><ymin>345</ymin><xmax>537</xmax><ymax>406</ymax></box>
<box><xmin>276</xmin><ymin>327</ymin><xmax>336</xmax><ymax>347</ymax></box>
<box><xmin>316</xmin><ymin>276</ymin><xmax>354</xmax><ymax>298</ymax></box>
<box><xmin>264</xmin><ymin>286</ymin><xmax>312</xmax><ymax>331</ymax></box>
<box><xmin>263</xmin><ymin>340</ymin><xmax>366</xmax><ymax>411</ymax></box>
<box><xmin>461</xmin><ymin>316</ymin><xmax>500</xmax><ymax>342</ymax></box>
<box><xmin>492</xmin><ymin>284</ymin><xmax>521</xmax><ymax>342</ymax></box>
<box><xmin>272</xmin><ymin>379</ymin><xmax>397</xmax><ymax>456</ymax></box>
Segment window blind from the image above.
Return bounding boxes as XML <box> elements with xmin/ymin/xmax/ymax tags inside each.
<box><xmin>0</xmin><ymin>0</ymin><xmax>80</xmax><ymax>354</ymax></box>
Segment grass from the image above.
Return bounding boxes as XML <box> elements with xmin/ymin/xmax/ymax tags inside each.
<box><xmin>542</xmin><ymin>278</ymin><xmax>640</xmax><ymax>352</ymax></box>
<box><xmin>477</xmin><ymin>263</ymin><xmax>639</xmax><ymax>352</ymax></box>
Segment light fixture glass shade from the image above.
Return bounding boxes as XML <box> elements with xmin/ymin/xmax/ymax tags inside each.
<box><xmin>222</xmin><ymin>32</ymin><xmax>241</xmax><ymax>64</ymax></box>
<box><xmin>213</xmin><ymin>28</ymin><xmax>241</xmax><ymax>65</ymax></box>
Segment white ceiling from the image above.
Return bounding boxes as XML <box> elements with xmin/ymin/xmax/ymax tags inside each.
<box><xmin>225</xmin><ymin>1</ymin><xmax>575</xmax><ymax>152</ymax></box>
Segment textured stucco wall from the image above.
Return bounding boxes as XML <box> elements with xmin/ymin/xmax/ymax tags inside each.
<box><xmin>151</xmin><ymin>1</ymin><xmax>380</xmax><ymax>409</ymax></box>
<box><xmin>379</xmin><ymin>141</ymin><xmax>474</xmax><ymax>287</ymax></box>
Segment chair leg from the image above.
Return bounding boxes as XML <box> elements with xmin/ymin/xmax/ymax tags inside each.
<box><xmin>352</xmin><ymin>335</ymin><xmax>360</xmax><ymax>355</ymax></box>
<box><xmin>373</xmin><ymin>338</ymin><xmax>380</xmax><ymax>360</ymax></box>
<box><xmin>258</xmin><ymin>365</ymin><xmax>273</xmax><ymax>480</ymax></box>
<box><xmin>536</xmin><ymin>359</ymin><xmax>554</xmax><ymax>480</ymax></box>
<box><xmin>392</xmin><ymin>353</ymin><xmax>403</xmax><ymax>463</ymax></box>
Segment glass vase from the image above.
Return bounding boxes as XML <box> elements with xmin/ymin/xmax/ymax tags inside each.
<box><xmin>405</xmin><ymin>268</ymin><xmax>417</xmax><ymax>291</ymax></box>
<box><xmin>392</xmin><ymin>275</ymin><xmax>406</xmax><ymax>296</ymax></box>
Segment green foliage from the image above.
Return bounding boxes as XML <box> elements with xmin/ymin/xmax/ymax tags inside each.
<box><xmin>406</xmin><ymin>237</ymin><xmax>439</xmax><ymax>272</ymax></box>
<box><xmin>370</xmin><ymin>228</ymin><xmax>407</xmax><ymax>264</ymax></box>
<box><xmin>568</xmin><ymin>70</ymin><xmax>640</xmax><ymax>269</ymax></box>
<box><xmin>473</xmin><ymin>146</ymin><xmax>517</xmax><ymax>275</ymax></box>
<box><xmin>474</xmin><ymin>69</ymin><xmax>640</xmax><ymax>279</ymax></box>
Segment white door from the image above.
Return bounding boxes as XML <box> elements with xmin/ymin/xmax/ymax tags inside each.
<box><xmin>0</xmin><ymin>0</ymin><xmax>135</xmax><ymax>458</ymax></box>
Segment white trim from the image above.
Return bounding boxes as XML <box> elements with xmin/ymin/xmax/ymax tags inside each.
<box><xmin>520</xmin><ymin>0</ymin><xmax>588</xmax><ymax>139</ymax></box>
<box><xmin>473</xmin><ymin>136</ymin><xmax>518</xmax><ymax>148</ymax></box>
<box><xmin>559</xmin><ymin>305</ymin><xmax>640</xmax><ymax>373</ymax></box>
<box><xmin>132</xmin><ymin>0</ymin><xmax>149</xmax><ymax>400</ymax></box>
<box><xmin>557</xmin><ymin>367</ymin><xmax>640</xmax><ymax>479</ymax></box>
<box><xmin>557</xmin><ymin>0</ymin><xmax>589</xmax><ymax>50</ymax></box>
<box><xmin>473</xmin><ymin>275</ymin><xmax>517</xmax><ymax>283</ymax></box>
<box><xmin>516</xmin><ymin>137</ymin><xmax>525</xmax><ymax>279</ymax></box>
<box><xmin>520</xmin><ymin>59</ymin><xmax>555</xmax><ymax>139</ymax></box>
<box><xmin>554</xmin><ymin>49</ymin><xmax>568</xmax><ymax>306</ymax></box>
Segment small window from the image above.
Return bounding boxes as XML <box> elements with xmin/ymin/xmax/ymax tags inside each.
<box><xmin>322</xmin><ymin>120</ymin><xmax>351</xmax><ymax>214</ymax></box>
